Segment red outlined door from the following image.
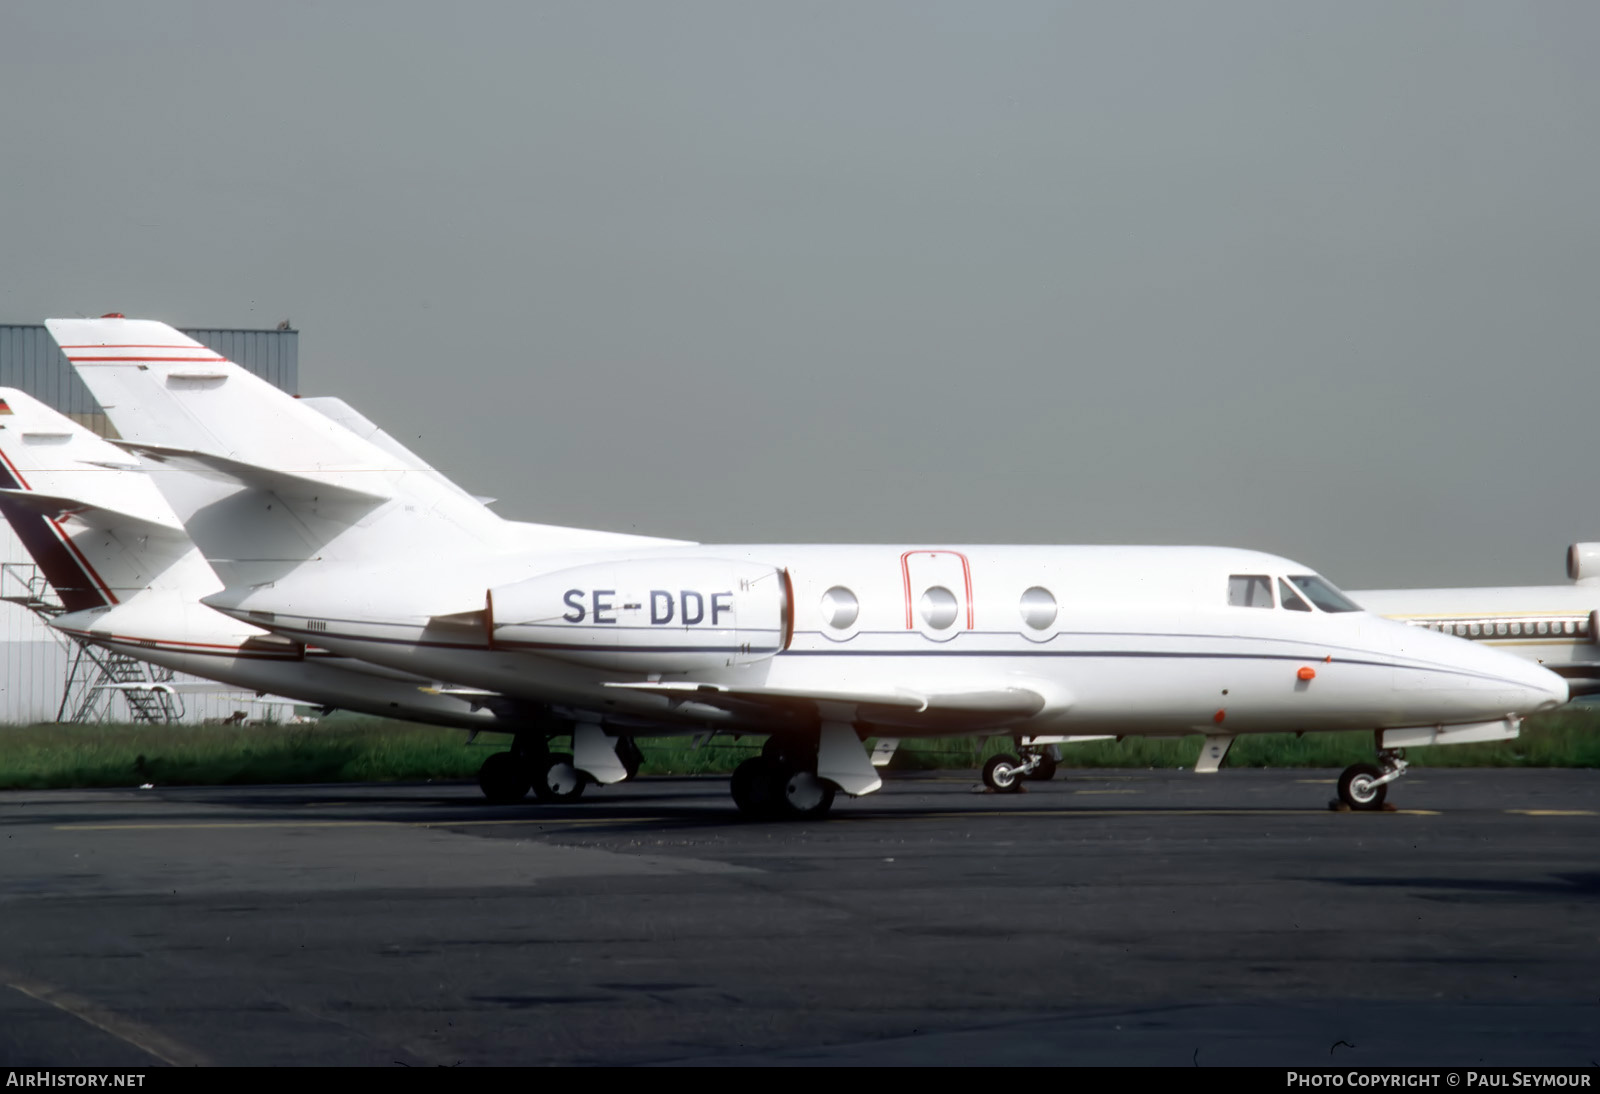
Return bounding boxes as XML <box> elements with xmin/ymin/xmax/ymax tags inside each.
<box><xmin>901</xmin><ymin>550</ymin><xmax>973</xmax><ymax>640</ymax></box>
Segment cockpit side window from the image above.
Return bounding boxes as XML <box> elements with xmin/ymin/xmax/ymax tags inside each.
<box><xmin>1278</xmin><ymin>579</ymin><xmax>1312</xmax><ymax>612</ymax></box>
<box><xmin>1288</xmin><ymin>574</ymin><xmax>1361</xmax><ymax>613</ymax></box>
<box><xmin>1228</xmin><ymin>574</ymin><xmax>1273</xmax><ymax>608</ymax></box>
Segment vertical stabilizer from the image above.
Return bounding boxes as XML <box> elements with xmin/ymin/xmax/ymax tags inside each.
<box><xmin>48</xmin><ymin>317</ymin><xmax>512</xmax><ymax>587</ymax></box>
<box><xmin>50</xmin><ymin>317</ymin><xmax>689</xmax><ymax>591</ymax></box>
<box><xmin>0</xmin><ymin>388</ymin><xmax>213</xmax><ymax>608</ymax></box>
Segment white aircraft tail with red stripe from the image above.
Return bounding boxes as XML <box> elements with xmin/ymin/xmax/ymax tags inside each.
<box><xmin>0</xmin><ymin>388</ymin><xmax>217</xmax><ymax>610</ymax></box>
<box><xmin>48</xmin><ymin>318</ymin><xmax>676</xmax><ymax>591</ymax></box>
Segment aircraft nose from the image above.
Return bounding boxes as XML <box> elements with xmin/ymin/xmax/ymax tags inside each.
<box><xmin>1466</xmin><ymin>633</ymin><xmax>1570</xmax><ymax>712</ymax></box>
<box><xmin>1518</xmin><ymin>661</ymin><xmax>1570</xmax><ymax>713</ymax></box>
<box><xmin>1384</xmin><ymin>620</ymin><xmax>1569</xmax><ymax>719</ymax></box>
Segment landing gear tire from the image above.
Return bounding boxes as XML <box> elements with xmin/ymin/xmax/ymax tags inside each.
<box><xmin>1338</xmin><ymin>763</ymin><xmax>1387</xmax><ymax>811</ymax></box>
<box><xmin>478</xmin><ymin>752</ymin><xmax>531</xmax><ymax>803</ymax></box>
<box><xmin>732</xmin><ymin>756</ymin><xmax>777</xmax><ymax>817</ymax></box>
<box><xmin>768</xmin><ymin>761</ymin><xmax>835</xmax><ymax>820</ymax></box>
<box><xmin>532</xmin><ymin>753</ymin><xmax>587</xmax><ymax>802</ymax></box>
<box><xmin>1025</xmin><ymin>753</ymin><xmax>1058</xmax><ymax>782</ymax></box>
<box><xmin>983</xmin><ymin>753</ymin><xmax>1026</xmax><ymax>793</ymax></box>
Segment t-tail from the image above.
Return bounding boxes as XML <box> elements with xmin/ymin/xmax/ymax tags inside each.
<box><xmin>0</xmin><ymin>388</ymin><xmax>203</xmax><ymax>610</ymax></box>
<box><xmin>48</xmin><ymin>317</ymin><xmax>680</xmax><ymax>591</ymax></box>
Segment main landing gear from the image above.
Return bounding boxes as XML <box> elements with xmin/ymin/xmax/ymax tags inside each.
<box><xmin>1336</xmin><ymin>749</ymin><xmax>1408</xmax><ymax>811</ymax></box>
<box><xmin>477</xmin><ymin>732</ymin><xmax>642</xmax><ymax>804</ymax></box>
<box><xmin>477</xmin><ymin>747</ymin><xmax>588</xmax><ymax>804</ymax></box>
<box><xmin>980</xmin><ymin>741</ymin><xmax>1059</xmax><ymax>793</ymax></box>
<box><xmin>731</xmin><ymin>737</ymin><xmax>837</xmax><ymax>820</ymax></box>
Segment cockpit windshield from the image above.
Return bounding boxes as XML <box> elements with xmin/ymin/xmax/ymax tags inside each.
<box><xmin>1278</xmin><ymin>579</ymin><xmax>1312</xmax><ymax>612</ymax></box>
<box><xmin>1287</xmin><ymin>574</ymin><xmax>1361</xmax><ymax>613</ymax></box>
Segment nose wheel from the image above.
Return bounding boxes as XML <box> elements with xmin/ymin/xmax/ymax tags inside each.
<box><xmin>982</xmin><ymin>752</ymin><xmax>1028</xmax><ymax>793</ymax></box>
<box><xmin>1336</xmin><ymin>749</ymin><xmax>1407</xmax><ymax>811</ymax></box>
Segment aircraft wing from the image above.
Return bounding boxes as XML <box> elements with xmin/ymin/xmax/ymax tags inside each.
<box><xmin>604</xmin><ymin>680</ymin><xmax>1050</xmax><ymax>731</ymax></box>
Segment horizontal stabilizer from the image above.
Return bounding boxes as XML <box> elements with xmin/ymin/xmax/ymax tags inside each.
<box><xmin>117</xmin><ymin>442</ymin><xmax>391</xmax><ymax>507</ymax></box>
<box><xmin>0</xmin><ymin>489</ymin><xmax>190</xmax><ymax>546</ymax></box>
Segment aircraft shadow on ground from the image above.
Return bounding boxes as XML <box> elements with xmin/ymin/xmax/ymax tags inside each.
<box><xmin>1312</xmin><ymin>873</ymin><xmax>1600</xmax><ymax>902</ymax></box>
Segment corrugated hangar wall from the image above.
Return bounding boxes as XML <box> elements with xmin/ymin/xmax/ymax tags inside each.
<box><xmin>0</xmin><ymin>324</ymin><xmax>299</xmax><ymax>724</ymax></box>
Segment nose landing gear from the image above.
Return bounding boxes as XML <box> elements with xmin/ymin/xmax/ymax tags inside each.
<box><xmin>1336</xmin><ymin>749</ymin><xmax>1407</xmax><ymax>811</ymax></box>
<box><xmin>980</xmin><ymin>741</ymin><xmax>1059</xmax><ymax>793</ymax></box>
<box><xmin>981</xmin><ymin>752</ymin><xmax>1028</xmax><ymax>793</ymax></box>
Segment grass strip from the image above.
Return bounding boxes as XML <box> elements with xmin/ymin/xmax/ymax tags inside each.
<box><xmin>0</xmin><ymin>707</ymin><xmax>1596</xmax><ymax>791</ymax></box>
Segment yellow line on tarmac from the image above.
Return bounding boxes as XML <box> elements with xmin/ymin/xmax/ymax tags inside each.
<box><xmin>4</xmin><ymin>970</ymin><xmax>211</xmax><ymax>1067</ymax></box>
<box><xmin>57</xmin><ymin>807</ymin><xmax>1465</xmax><ymax>832</ymax></box>
<box><xmin>57</xmin><ymin>817</ymin><xmax>672</xmax><ymax>832</ymax></box>
<box><xmin>1504</xmin><ymin>809</ymin><xmax>1597</xmax><ymax>817</ymax></box>
<box><xmin>420</xmin><ymin>817</ymin><xmax>670</xmax><ymax>828</ymax></box>
<box><xmin>57</xmin><ymin>820</ymin><xmax>401</xmax><ymax>831</ymax></box>
<box><xmin>889</xmin><ymin>808</ymin><xmax>1442</xmax><ymax>819</ymax></box>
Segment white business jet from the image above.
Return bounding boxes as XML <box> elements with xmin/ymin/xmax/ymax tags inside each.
<box><xmin>54</xmin><ymin>317</ymin><xmax>1568</xmax><ymax>818</ymax></box>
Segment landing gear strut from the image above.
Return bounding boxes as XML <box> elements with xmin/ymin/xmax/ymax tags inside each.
<box><xmin>1022</xmin><ymin>744</ymin><xmax>1058</xmax><ymax>782</ymax></box>
<box><xmin>982</xmin><ymin>752</ymin><xmax>1028</xmax><ymax>793</ymax></box>
<box><xmin>477</xmin><ymin>735</ymin><xmax>589</xmax><ymax>804</ymax></box>
<box><xmin>981</xmin><ymin>738</ymin><xmax>1058</xmax><ymax>792</ymax></box>
<box><xmin>1337</xmin><ymin>749</ymin><xmax>1407</xmax><ymax>811</ymax></box>
<box><xmin>732</xmin><ymin>736</ymin><xmax>837</xmax><ymax>820</ymax></box>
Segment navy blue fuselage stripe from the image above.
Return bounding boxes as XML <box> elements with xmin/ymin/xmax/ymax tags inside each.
<box><xmin>253</xmin><ymin>622</ymin><xmax>1523</xmax><ymax>688</ymax></box>
<box><xmin>494</xmin><ymin>640</ymin><xmax>783</xmax><ymax>655</ymax></box>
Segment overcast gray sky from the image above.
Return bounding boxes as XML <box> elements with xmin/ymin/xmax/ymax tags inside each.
<box><xmin>2</xmin><ymin>2</ymin><xmax>1596</xmax><ymax>588</ymax></box>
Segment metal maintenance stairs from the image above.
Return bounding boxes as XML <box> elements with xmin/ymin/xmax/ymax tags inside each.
<box><xmin>0</xmin><ymin>562</ymin><xmax>182</xmax><ymax>724</ymax></box>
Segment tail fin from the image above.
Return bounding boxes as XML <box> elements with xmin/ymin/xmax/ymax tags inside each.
<box><xmin>47</xmin><ymin>317</ymin><xmax>513</xmax><ymax>587</ymax></box>
<box><xmin>50</xmin><ymin>317</ymin><xmax>685</xmax><ymax>588</ymax></box>
<box><xmin>0</xmin><ymin>388</ymin><xmax>215</xmax><ymax>608</ymax></box>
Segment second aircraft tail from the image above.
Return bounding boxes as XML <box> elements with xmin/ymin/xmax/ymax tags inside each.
<box><xmin>0</xmin><ymin>388</ymin><xmax>215</xmax><ymax>609</ymax></box>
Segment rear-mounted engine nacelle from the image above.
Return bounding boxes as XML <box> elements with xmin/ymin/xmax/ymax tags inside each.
<box><xmin>1567</xmin><ymin>543</ymin><xmax>1600</xmax><ymax>584</ymax></box>
<box><xmin>487</xmin><ymin>558</ymin><xmax>792</xmax><ymax>672</ymax></box>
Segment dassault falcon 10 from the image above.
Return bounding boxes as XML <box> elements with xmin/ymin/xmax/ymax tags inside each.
<box><xmin>52</xmin><ymin>316</ymin><xmax>1568</xmax><ymax>817</ymax></box>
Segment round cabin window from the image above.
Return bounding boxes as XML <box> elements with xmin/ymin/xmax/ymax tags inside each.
<box><xmin>820</xmin><ymin>586</ymin><xmax>859</xmax><ymax>630</ymax></box>
<box><xmin>919</xmin><ymin>586</ymin><xmax>959</xmax><ymax>630</ymax></box>
<box><xmin>1019</xmin><ymin>586</ymin><xmax>1057</xmax><ymax>631</ymax></box>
